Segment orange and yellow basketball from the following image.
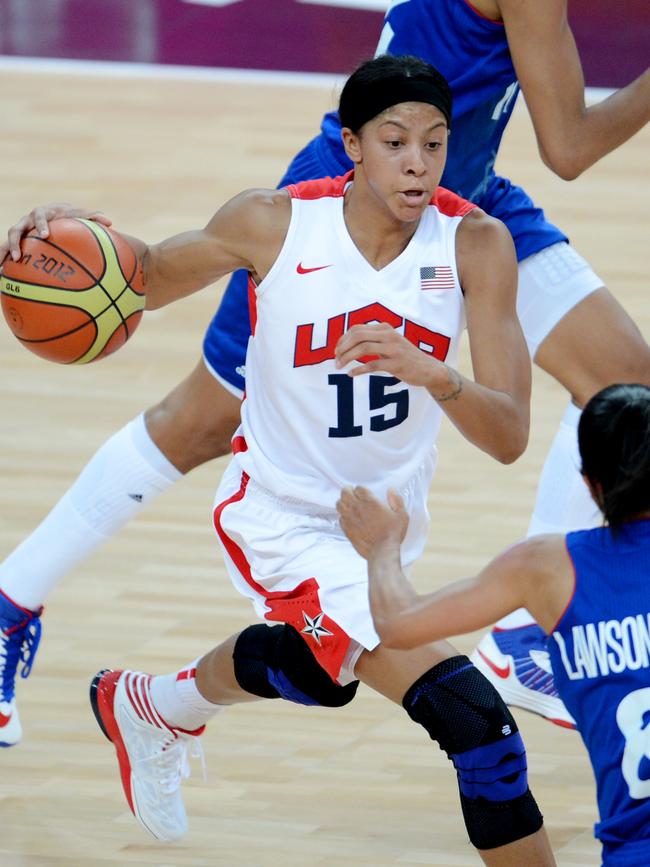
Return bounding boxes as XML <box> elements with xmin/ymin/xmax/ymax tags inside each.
<box><xmin>0</xmin><ymin>218</ymin><xmax>145</xmax><ymax>364</ymax></box>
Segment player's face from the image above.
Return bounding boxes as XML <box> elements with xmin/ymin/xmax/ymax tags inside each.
<box><xmin>348</xmin><ymin>102</ymin><xmax>449</xmax><ymax>223</ymax></box>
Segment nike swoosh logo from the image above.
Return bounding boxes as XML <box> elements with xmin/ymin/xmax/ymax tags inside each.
<box><xmin>477</xmin><ymin>648</ymin><xmax>511</xmax><ymax>679</ymax></box>
<box><xmin>0</xmin><ymin>710</ymin><xmax>12</xmax><ymax>727</ymax></box>
<box><xmin>296</xmin><ymin>263</ymin><xmax>333</xmax><ymax>275</ymax></box>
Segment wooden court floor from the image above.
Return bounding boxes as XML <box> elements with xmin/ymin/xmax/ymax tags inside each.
<box><xmin>0</xmin><ymin>65</ymin><xmax>648</xmax><ymax>866</ymax></box>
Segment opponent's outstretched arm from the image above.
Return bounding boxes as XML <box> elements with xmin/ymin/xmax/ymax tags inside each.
<box><xmin>336</xmin><ymin>486</ymin><xmax>569</xmax><ymax>650</ymax></box>
<box><xmin>499</xmin><ymin>0</ymin><xmax>650</xmax><ymax>180</ymax></box>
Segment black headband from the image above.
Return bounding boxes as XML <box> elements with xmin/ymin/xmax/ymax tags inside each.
<box><xmin>340</xmin><ymin>75</ymin><xmax>452</xmax><ymax>133</ymax></box>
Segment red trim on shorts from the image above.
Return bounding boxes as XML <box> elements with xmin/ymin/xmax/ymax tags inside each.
<box><xmin>263</xmin><ymin>579</ymin><xmax>351</xmax><ymax>682</ymax></box>
<box><xmin>212</xmin><ymin>471</ymin><xmax>351</xmax><ymax>681</ymax></box>
<box><xmin>461</xmin><ymin>0</ymin><xmax>503</xmax><ymax>25</ymax></box>
<box><xmin>231</xmin><ymin>435</ymin><xmax>248</xmax><ymax>455</ymax></box>
<box><xmin>213</xmin><ymin>471</ymin><xmax>268</xmax><ymax>596</ymax></box>
<box><xmin>176</xmin><ymin>668</ymin><xmax>197</xmax><ymax>682</ymax></box>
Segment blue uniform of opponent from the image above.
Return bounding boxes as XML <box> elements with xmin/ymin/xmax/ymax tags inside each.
<box><xmin>549</xmin><ymin>519</ymin><xmax>650</xmax><ymax>866</ymax></box>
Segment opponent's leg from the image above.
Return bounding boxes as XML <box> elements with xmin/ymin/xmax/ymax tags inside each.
<box><xmin>530</xmin><ymin>283</ymin><xmax>650</xmax><ymax>532</ymax></box>
<box><xmin>475</xmin><ymin>248</ymin><xmax>650</xmax><ymax>727</ymax></box>
<box><xmin>91</xmin><ymin>624</ymin><xmax>357</xmax><ymax>841</ymax></box>
<box><xmin>356</xmin><ymin>644</ymin><xmax>555</xmax><ymax>866</ymax></box>
<box><xmin>0</xmin><ymin>358</ymin><xmax>241</xmax><ymax>745</ymax></box>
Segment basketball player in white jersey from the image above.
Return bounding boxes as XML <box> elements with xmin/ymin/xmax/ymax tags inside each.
<box><xmin>72</xmin><ymin>57</ymin><xmax>553</xmax><ymax>862</ymax></box>
<box><xmin>1</xmin><ymin>0</ymin><xmax>649</xmax><ymax>746</ymax></box>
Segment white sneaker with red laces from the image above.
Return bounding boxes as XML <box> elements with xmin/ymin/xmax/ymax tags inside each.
<box><xmin>471</xmin><ymin>624</ymin><xmax>576</xmax><ymax>729</ymax></box>
<box><xmin>90</xmin><ymin>669</ymin><xmax>205</xmax><ymax>842</ymax></box>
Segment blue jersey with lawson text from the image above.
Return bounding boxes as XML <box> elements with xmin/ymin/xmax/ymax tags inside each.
<box><xmin>549</xmin><ymin>520</ymin><xmax>650</xmax><ymax>866</ymax></box>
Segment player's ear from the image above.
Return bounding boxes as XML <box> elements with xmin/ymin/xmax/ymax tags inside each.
<box><xmin>341</xmin><ymin>127</ymin><xmax>363</xmax><ymax>164</ymax></box>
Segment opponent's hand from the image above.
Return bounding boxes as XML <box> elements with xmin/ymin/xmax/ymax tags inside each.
<box><xmin>334</xmin><ymin>322</ymin><xmax>444</xmax><ymax>387</ymax></box>
<box><xmin>0</xmin><ymin>204</ymin><xmax>112</xmax><ymax>263</ymax></box>
<box><xmin>337</xmin><ymin>486</ymin><xmax>408</xmax><ymax>560</ymax></box>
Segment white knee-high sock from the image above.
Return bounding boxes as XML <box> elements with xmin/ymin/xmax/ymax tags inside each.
<box><xmin>0</xmin><ymin>413</ymin><xmax>181</xmax><ymax>610</ymax></box>
<box><xmin>496</xmin><ymin>401</ymin><xmax>600</xmax><ymax>630</ymax></box>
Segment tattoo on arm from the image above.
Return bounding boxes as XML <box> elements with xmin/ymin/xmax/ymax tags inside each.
<box><xmin>434</xmin><ymin>369</ymin><xmax>463</xmax><ymax>402</ymax></box>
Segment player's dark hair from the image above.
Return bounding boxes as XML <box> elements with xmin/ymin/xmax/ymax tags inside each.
<box><xmin>578</xmin><ymin>383</ymin><xmax>650</xmax><ymax>528</ymax></box>
<box><xmin>339</xmin><ymin>54</ymin><xmax>452</xmax><ymax>133</ymax></box>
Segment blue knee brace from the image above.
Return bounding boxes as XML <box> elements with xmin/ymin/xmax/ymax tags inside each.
<box><xmin>403</xmin><ymin>655</ymin><xmax>543</xmax><ymax>849</ymax></box>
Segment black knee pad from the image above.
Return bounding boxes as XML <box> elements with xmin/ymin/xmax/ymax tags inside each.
<box><xmin>403</xmin><ymin>655</ymin><xmax>543</xmax><ymax>849</ymax></box>
<box><xmin>233</xmin><ymin>623</ymin><xmax>359</xmax><ymax>708</ymax></box>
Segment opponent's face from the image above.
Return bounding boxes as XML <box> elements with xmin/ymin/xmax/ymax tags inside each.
<box><xmin>343</xmin><ymin>102</ymin><xmax>449</xmax><ymax>223</ymax></box>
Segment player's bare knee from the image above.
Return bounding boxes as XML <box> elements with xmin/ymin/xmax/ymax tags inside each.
<box><xmin>232</xmin><ymin>624</ymin><xmax>359</xmax><ymax>707</ymax></box>
<box><xmin>402</xmin><ymin>655</ymin><xmax>543</xmax><ymax>849</ymax></box>
<box><xmin>144</xmin><ymin>392</ymin><xmax>236</xmax><ymax>469</ymax></box>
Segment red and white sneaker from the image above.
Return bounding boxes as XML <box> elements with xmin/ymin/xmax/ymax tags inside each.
<box><xmin>90</xmin><ymin>669</ymin><xmax>205</xmax><ymax>842</ymax></box>
<box><xmin>471</xmin><ymin>625</ymin><xmax>576</xmax><ymax>729</ymax></box>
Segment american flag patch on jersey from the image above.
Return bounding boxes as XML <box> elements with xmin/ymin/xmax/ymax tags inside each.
<box><xmin>420</xmin><ymin>266</ymin><xmax>455</xmax><ymax>290</ymax></box>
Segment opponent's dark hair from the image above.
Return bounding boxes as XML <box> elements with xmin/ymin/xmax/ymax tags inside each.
<box><xmin>578</xmin><ymin>383</ymin><xmax>650</xmax><ymax>528</ymax></box>
<box><xmin>338</xmin><ymin>54</ymin><xmax>452</xmax><ymax>133</ymax></box>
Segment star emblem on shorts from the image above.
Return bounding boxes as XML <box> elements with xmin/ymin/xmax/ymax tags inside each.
<box><xmin>301</xmin><ymin>611</ymin><xmax>334</xmax><ymax>645</ymax></box>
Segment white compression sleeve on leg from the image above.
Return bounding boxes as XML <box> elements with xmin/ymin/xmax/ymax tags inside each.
<box><xmin>0</xmin><ymin>414</ymin><xmax>181</xmax><ymax>610</ymax></box>
<box><xmin>496</xmin><ymin>401</ymin><xmax>600</xmax><ymax>630</ymax></box>
<box><xmin>526</xmin><ymin>401</ymin><xmax>600</xmax><ymax>536</ymax></box>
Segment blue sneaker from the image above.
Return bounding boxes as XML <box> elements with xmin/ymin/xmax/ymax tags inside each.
<box><xmin>471</xmin><ymin>624</ymin><xmax>576</xmax><ymax>729</ymax></box>
<box><xmin>0</xmin><ymin>590</ymin><xmax>43</xmax><ymax>746</ymax></box>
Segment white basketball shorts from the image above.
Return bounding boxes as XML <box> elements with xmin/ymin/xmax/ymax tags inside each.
<box><xmin>212</xmin><ymin>455</ymin><xmax>435</xmax><ymax>685</ymax></box>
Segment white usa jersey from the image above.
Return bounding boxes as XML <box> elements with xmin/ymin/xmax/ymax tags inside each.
<box><xmin>233</xmin><ymin>172</ymin><xmax>474</xmax><ymax>508</ymax></box>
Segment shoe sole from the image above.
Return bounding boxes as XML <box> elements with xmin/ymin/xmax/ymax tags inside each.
<box><xmin>90</xmin><ymin>669</ymin><xmax>138</xmax><ymax>815</ymax></box>
<box><xmin>90</xmin><ymin>669</ymin><xmax>112</xmax><ymax>741</ymax></box>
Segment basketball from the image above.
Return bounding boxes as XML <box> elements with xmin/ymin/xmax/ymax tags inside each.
<box><xmin>0</xmin><ymin>218</ymin><xmax>145</xmax><ymax>364</ymax></box>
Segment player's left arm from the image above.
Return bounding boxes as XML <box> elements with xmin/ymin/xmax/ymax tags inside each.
<box><xmin>124</xmin><ymin>189</ymin><xmax>289</xmax><ymax>310</ymax></box>
<box><xmin>337</xmin><ymin>486</ymin><xmax>561</xmax><ymax>650</ymax></box>
<box><xmin>498</xmin><ymin>0</ymin><xmax>650</xmax><ymax>179</ymax></box>
<box><xmin>453</xmin><ymin>209</ymin><xmax>531</xmax><ymax>463</ymax></box>
<box><xmin>334</xmin><ymin>211</ymin><xmax>530</xmax><ymax>464</ymax></box>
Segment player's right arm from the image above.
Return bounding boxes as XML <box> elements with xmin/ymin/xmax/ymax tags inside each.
<box><xmin>0</xmin><ymin>190</ymin><xmax>291</xmax><ymax>310</ymax></box>
<box><xmin>497</xmin><ymin>0</ymin><xmax>650</xmax><ymax>179</ymax></box>
<box><xmin>135</xmin><ymin>189</ymin><xmax>290</xmax><ymax>309</ymax></box>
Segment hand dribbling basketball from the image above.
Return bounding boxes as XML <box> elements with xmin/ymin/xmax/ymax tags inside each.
<box><xmin>0</xmin><ymin>209</ymin><xmax>144</xmax><ymax>364</ymax></box>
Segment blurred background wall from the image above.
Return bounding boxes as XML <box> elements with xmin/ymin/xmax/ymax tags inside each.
<box><xmin>0</xmin><ymin>0</ymin><xmax>647</xmax><ymax>87</ymax></box>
